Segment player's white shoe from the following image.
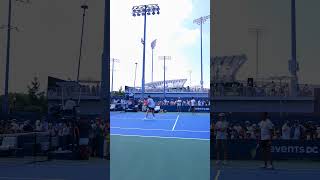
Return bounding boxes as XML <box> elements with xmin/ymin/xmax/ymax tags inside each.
<box><xmin>267</xmin><ymin>165</ymin><xmax>274</xmax><ymax>169</ymax></box>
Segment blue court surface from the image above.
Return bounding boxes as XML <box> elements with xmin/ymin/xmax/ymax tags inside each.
<box><xmin>110</xmin><ymin>112</ymin><xmax>210</xmax><ymax>140</ymax></box>
<box><xmin>212</xmin><ymin>160</ymin><xmax>320</xmax><ymax>180</ymax></box>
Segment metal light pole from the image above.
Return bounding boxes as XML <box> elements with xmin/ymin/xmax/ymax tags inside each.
<box><xmin>194</xmin><ymin>15</ymin><xmax>210</xmax><ymax>91</ymax></box>
<box><xmin>111</xmin><ymin>58</ymin><xmax>119</xmax><ymax>92</ymax></box>
<box><xmin>159</xmin><ymin>56</ymin><xmax>171</xmax><ymax>99</ymax></box>
<box><xmin>289</xmin><ymin>0</ymin><xmax>298</xmax><ymax>96</ymax></box>
<box><xmin>187</xmin><ymin>70</ymin><xmax>192</xmax><ymax>86</ymax></box>
<box><xmin>151</xmin><ymin>39</ymin><xmax>157</xmax><ymax>82</ymax></box>
<box><xmin>132</xmin><ymin>4</ymin><xmax>160</xmax><ymax>98</ymax></box>
<box><xmin>249</xmin><ymin>27</ymin><xmax>263</xmax><ymax>79</ymax></box>
<box><xmin>2</xmin><ymin>0</ymin><xmax>29</xmax><ymax>119</ymax></box>
<box><xmin>76</xmin><ymin>4</ymin><xmax>88</xmax><ymax>83</ymax></box>
<box><xmin>134</xmin><ymin>62</ymin><xmax>138</xmax><ymax>89</ymax></box>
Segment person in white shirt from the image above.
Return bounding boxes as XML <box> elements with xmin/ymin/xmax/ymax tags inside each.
<box><xmin>145</xmin><ymin>96</ymin><xmax>156</xmax><ymax>119</ymax></box>
<box><xmin>281</xmin><ymin>121</ymin><xmax>291</xmax><ymax>140</ymax></box>
<box><xmin>35</xmin><ymin>120</ymin><xmax>42</xmax><ymax>132</ymax></box>
<box><xmin>63</xmin><ymin>98</ymin><xmax>76</xmax><ymax>115</ymax></box>
<box><xmin>190</xmin><ymin>97</ymin><xmax>196</xmax><ymax>113</ymax></box>
<box><xmin>10</xmin><ymin>120</ymin><xmax>19</xmax><ymax>133</ymax></box>
<box><xmin>176</xmin><ymin>97</ymin><xmax>182</xmax><ymax>113</ymax></box>
<box><xmin>292</xmin><ymin>120</ymin><xmax>304</xmax><ymax>140</ymax></box>
<box><xmin>214</xmin><ymin>113</ymin><xmax>228</xmax><ymax>165</ymax></box>
<box><xmin>258</xmin><ymin>112</ymin><xmax>274</xmax><ymax>169</ymax></box>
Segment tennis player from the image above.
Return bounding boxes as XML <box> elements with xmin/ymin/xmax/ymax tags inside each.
<box><xmin>215</xmin><ymin>113</ymin><xmax>228</xmax><ymax>165</ymax></box>
<box><xmin>258</xmin><ymin>112</ymin><xmax>274</xmax><ymax>169</ymax></box>
<box><xmin>176</xmin><ymin>97</ymin><xmax>182</xmax><ymax>113</ymax></box>
<box><xmin>190</xmin><ymin>97</ymin><xmax>196</xmax><ymax>114</ymax></box>
<box><xmin>144</xmin><ymin>95</ymin><xmax>156</xmax><ymax>119</ymax></box>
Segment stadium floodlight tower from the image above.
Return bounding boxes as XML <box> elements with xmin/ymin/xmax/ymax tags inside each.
<box><xmin>193</xmin><ymin>15</ymin><xmax>210</xmax><ymax>91</ymax></box>
<box><xmin>2</xmin><ymin>0</ymin><xmax>30</xmax><ymax>120</ymax></box>
<box><xmin>159</xmin><ymin>56</ymin><xmax>171</xmax><ymax>99</ymax></box>
<box><xmin>132</xmin><ymin>4</ymin><xmax>160</xmax><ymax>98</ymax></box>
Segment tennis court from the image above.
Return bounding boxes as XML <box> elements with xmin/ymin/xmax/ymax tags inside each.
<box><xmin>212</xmin><ymin>160</ymin><xmax>320</xmax><ymax>180</ymax></box>
<box><xmin>110</xmin><ymin>111</ymin><xmax>210</xmax><ymax>180</ymax></box>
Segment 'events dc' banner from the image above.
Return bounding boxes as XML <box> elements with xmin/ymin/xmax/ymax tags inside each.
<box><xmin>211</xmin><ymin>139</ymin><xmax>320</xmax><ymax>160</ymax></box>
<box><xmin>161</xmin><ymin>105</ymin><xmax>209</xmax><ymax>112</ymax></box>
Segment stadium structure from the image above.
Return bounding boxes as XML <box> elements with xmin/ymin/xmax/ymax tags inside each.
<box><xmin>145</xmin><ymin>79</ymin><xmax>187</xmax><ymax>89</ymax></box>
<box><xmin>211</xmin><ymin>54</ymin><xmax>247</xmax><ymax>83</ymax></box>
<box><xmin>126</xmin><ymin>78</ymin><xmax>209</xmax><ymax>99</ymax></box>
<box><xmin>47</xmin><ymin>76</ymin><xmax>104</xmax><ymax>115</ymax></box>
<box><xmin>210</xmin><ymin>54</ymin><xmax>320</xmax><ymax>113</ymax></box>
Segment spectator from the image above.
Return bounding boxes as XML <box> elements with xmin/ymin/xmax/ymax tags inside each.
<box><xmin>291</xmin><ymin>120</ymin><xmax>305</xmax><ymax>140</ymax></box>
<box><xmin>35</xmin><ymin>120</ymin><xmax>42</xmax><ymax>132</ymax></box>
<box><xmin>317</xmin><ymin>126</ymin><xmax>320</xmax><ymax>139</ymax></box>
<box><xmin>281</xmin><ymin>121</ymin><xmax>291</xmax><ymax>140</ymax></box>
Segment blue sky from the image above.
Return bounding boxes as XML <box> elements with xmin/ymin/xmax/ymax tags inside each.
<box><xmin>110</xmin><ymin>0</ymin><xmax>210</xmax><ymax>91</ymax></box>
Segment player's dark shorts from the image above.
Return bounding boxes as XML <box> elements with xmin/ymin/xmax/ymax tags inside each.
<box><xmin>216</xmin><ymin>139</ymin><xmax>227</xmax><ymax>150</ymax></box>
<box><xmin>260</xmin><ymin>140</ymin><xmax>271</xmax><ymax>150</ymax></box>
<box><xmin>191</xmin><ymin>106</ymin><xmax>195</xmax><ymax>110</ymax></box>
<box><xmin>148</xmin><ymin>107</ymin><xmax>154</xmax><ymax>111</ymax></box>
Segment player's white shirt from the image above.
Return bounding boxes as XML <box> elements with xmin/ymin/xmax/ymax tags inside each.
<box><xmin>215</xmin><ymin>120</ymin><xmax>228</xmax><ymax>140</ymax></box>
<box><xmin>259</xmin><ymin>119</ymin><xmax>274</xmax><ymax>140</ymax></box>
<box><xmin>281</xmin><ymin>123</ymin><xmax>291</xmax><ymax>140</ymax></box>
<box><xmin>147</xmin><ymin>98</ymin><xmax>155</xmax><ymax>108</ymax></box>
<box><xmin>176</xmin><ymin>99</ymin><xmax>182</xmax><ymax>106</ymax></box>
<box><xmin>64</xmin><ymin>100</ymin><xmax>76</xmax><ymax>110</ymax></box>
<box><xmin>190</xmin><ymin>99</ymin><xmax>196</xmax><ymax>106</ymax></box>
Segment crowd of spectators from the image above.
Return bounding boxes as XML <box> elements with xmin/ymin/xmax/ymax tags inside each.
<box><xmin>0</xmin><ymin>117</ymin><xmax>110</xmax><ymax>158</ymax></box>
<box><xmin>128</xmin><ymin>86</ymin><xmax>209</xmax><ymax>93</ymax></box>
<box><xmin>155</xmin><ymin>99</ymin><xmax>210</xmax><ymax>107</ymax></box>
<box><xmin>112</xmin><ymin>98</ymin><xmax>210</xmax><ymax>108</ymax></box>
<box><xmin>211</xmin><ymin>118</ymin><xmax>320</xmax><ymax>140</ymax></box>
<box><xmin>212</xmin><ymin>81</ymin><xmax>313</xmax><ymax>97</ymax></box>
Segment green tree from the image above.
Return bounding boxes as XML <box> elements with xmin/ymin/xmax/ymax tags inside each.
<box><xmin>25</xmin><ymin>76</ymin><xmax>47</xmax><ymax>113</ymax></box>
<box><xmin>27</xmin><ymin>77</ymin><xmax>42</xmax><ymax>104</ymax></box>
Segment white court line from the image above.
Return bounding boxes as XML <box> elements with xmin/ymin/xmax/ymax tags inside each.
<box><xmin>171</xmin><ymin>115</ymin><xmax>180</xmax><ymax>131</ymax></box>
<box><xmin>214</xmin><ymin>170</ymin><xmax>221</xmax><ymax>180</ymax></box>
<box><xmin>111</xmin><ymin>134</ymin><xmax>210</xmax><ymax>141</ymax></box>
<box><xmin>111</xmin><ymin>126</ymin><xmax>209</xmax><ymax>133</ymax></box>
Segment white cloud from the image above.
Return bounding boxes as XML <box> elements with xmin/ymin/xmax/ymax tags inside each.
<box><xmin>110</xmin><ymin>0</ymin><xmax>205</xmax><ymax>91</ymax></box>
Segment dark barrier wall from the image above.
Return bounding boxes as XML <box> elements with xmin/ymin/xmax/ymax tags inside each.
<box><xmin>211</xmin><ymin>139</ymin><xmax>320</xmax><ymax>160</ymax></box>
<box><xmin>161</xmin><ymin>105</ymin><xmax>210</xmax><ymax>112</ymax></box>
